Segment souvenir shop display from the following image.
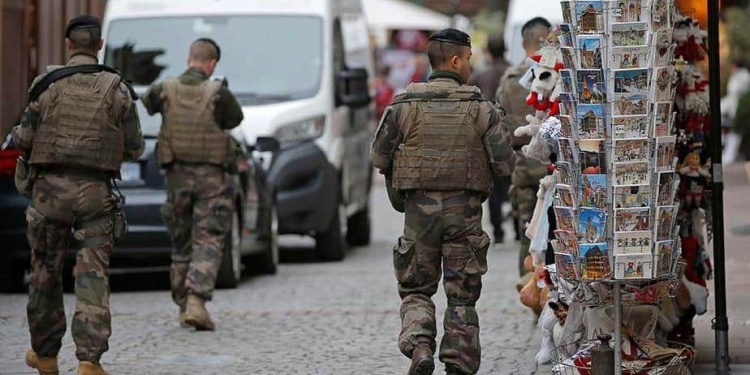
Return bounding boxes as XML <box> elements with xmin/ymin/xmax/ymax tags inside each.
<box><xmin>514</xmin><ymin>1</ymin><xmax>701</xmax><ymax>374</ymax></box>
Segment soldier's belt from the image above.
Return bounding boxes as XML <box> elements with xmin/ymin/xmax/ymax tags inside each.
<box><xmin>37</xmin><ymin>165</ymin><xmax>115</xmax><ymax>180</ymax></box>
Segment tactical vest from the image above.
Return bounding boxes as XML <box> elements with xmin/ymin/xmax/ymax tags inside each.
<box><xmin>390</xmin><ymin>82</ymin><xmax>492</xmax><ymax>194</ymax></box>
<box><xmin>159</xmin><ymin>79</ymin><xmax>226</xmax><ymax>165</ymax></box>
<box><xmin>30</xmin><ymin>69</ymin><xmax>125</xmax><ymax>171</ymax></box>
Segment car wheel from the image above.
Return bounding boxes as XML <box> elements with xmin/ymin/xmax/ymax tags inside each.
<box><xmin>0</xmin><ymin>259</ymin><xmax>28</xmax><ymax>293</ymax></box>
<box><xmin>257</xmin><ymin>203</ymin><xmax>279</xmax><ymax>275</ymax></box>
<box><xmin>216</xmin><ymin>211</ymin><xmax>242</xmax><ymax>289</ymax></box>
<box><xmin>346</xmin><ymin>204</ymin><xmax>371</xmax><ymax>247</ymax></box>
<box><xmin>314</xmin><ymin>204</ymin><xmax>348</xmax><ymax>261</ymax></box>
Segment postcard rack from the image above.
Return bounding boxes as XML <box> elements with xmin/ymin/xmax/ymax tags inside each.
<box><xmin>544</xmin><ymin>0</ymin><xmax>695</xmax><ymax>374</ymax></box>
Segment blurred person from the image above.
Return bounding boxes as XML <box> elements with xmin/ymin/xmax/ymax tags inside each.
<box><xmin>495</xmin><ymin>17</ymin><xmax>552</xmax><ymax>277</ymax></box>
<box><xmin>371</xmin><ymin>28</ymin><xmax>514</xmax><ymax>375</ymax></box>
<box><xmin>376</xmin><ymin>65</ymin><xmax>395</xmax><ymax>119</ymax></box>
<box><xmin>722</xmin><ymin>59</ymin><xmax>750</xmax><ymax>163</ymax></box>
<box><xmin>473</xmin><ymin>34</ymin><xmax>511</xmax><ymax>244</ymax></box>
<box><xmin>142</xmin><ymin>38</ymin><xmax>244</xmax><ymax>331</ymax></box>
<box><xmin>13</xmin><ymin>15</ymin><xmax>144</xmax><ymax>375</ymax></box>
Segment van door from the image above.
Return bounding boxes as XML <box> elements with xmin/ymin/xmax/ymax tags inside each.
<box><xmin>333</xmin><ymin>16</ymin><xmax>373</xmax><ymax>213</ymax></box>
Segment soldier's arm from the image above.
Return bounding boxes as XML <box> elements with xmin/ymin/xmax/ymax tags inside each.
<box><xmin>480</xmin><ymin>101</ymin><xmax>515</xmax><ymax>177</ymax></box>
<box><xmin>495</xmin><ymin>78</ymin><xmax>514</xmax><ymax>136</ymax></box>
<box><xmin>118</xmin><ymin>83</ymin><xmax>145</xmax><ymax>161</ymax></box>
<box><xmin>370</xmin><ymin>104</ymin><xmax>403</xmax><ymax>173</ymax></box>
<box><xmin>12</xmin><ymin>102</ymin><xmax>41</xmax><ymax>156</ymax></box>
<box><xmin>216</xmin><ymin>87</ymin><xmax>244</xmax><ymax>130</ymax></box>
<box><xmin>141</xmin><ymin>82</ymin><xmax>164</xmax><ymax>115</ymax></box>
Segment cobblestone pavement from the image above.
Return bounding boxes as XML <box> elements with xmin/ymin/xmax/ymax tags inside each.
<box><xmin>0</xmin><ymin>180</ymin><xmax>547</xmax><ymax>375</ymax></box>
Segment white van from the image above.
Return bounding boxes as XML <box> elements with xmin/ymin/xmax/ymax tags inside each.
<box><xmin>102</xmin><ymin>0</ymin><xmax>375</xmax><ymax>262</ymax></box>
<box><xmin>504</xmin><ymin>0</ymin><xmax>565</xmax><ymax>65</ymax></box>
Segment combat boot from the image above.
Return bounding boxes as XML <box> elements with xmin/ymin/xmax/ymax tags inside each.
<box><xmin>406</xmin><ymin>344</ymin><xmax>434</xmax><ymax>375</ymax></box>
<box><xmin>183</xmin><ymin>294</ymin><xmax>215</xmax><ymax>331</ymax></box>
<box><xmin>179</xmin><ymin>310</ymin><xmax>189</xmax><ymax>328</ymax></box>
<box><xmin>77</xmin><ymin>361</ymin><xmax>109</xmax><ymax>375</ymax></box>
<box><xmin>25</xmin><ymin>350</ymin><xmax>59</xmax><ymax>375</ymax></box>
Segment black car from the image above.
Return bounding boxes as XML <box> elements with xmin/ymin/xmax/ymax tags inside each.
<box><xmin>0</xmin><ymin>129</ymin><xmax>279</xmax><ymax>292</ymax></box>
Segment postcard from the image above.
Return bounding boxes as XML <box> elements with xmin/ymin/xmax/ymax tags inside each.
<box><xmin>559</xmin><ymin>93</ymin><xmax>577</xmax><ymax>116</ymax></box>
<box><xmin>612</xmin><ymin>93</ymin><xmax>649</xmax><ymax>116</ymax></box>
<box><xmin>653</xmin><ymin>101</ymin><xmax>674</xmax><ymax>137</ymax></box>
<box><xmin>556</xmin><ymin>184</ymin><xmax>578</xmax><ymax>208</ymax></box>
<box><xmin>610</xmin><ymin>46</ymin><xmax>650</xmax><ymax>69</ymax></box>
<box><xmin>559</xmin><ymin>115</ymin><xmax>577</xmax><ymax>139</ymax></box>
<box><xmin>576</xmin><ymin>104</ymin><xmax>605</xmax><ymax>139</ymax></box>
<box><xmin>656</xmin><ymin>171</ymin><xmax>678</xmax><ymax>206</ymax></box>
<box><xmin>614</xmin><ymin>185</ymin><xmax>651</xmax><ymax>208</ymax></box>
<box><xmin>615</xmin><ymin>254</ymin><xmax>654</xmax><ymax>280</ymax></box>
<box><xmin>654</xmin><ymin>240</ymin><xmax>675</xmax><ymax>276</ymax></box>
<box><xmin>656</xmin><ymin>205</ymin><xmax>676</xmax><ymax>241</ymax></box>
<box><xmin>652</xmin><ymin>0</ymin><xmax>672</xmax><ymax>30</ymax></box>
<box><xmin>556</xmin><ymin>161</ymin><xmax>577</xmax><ymax>186</ymax></box>
<box><xmin>653</xmin><ymin>66</ymin><xmax>675</xmax><ymax>102</ymax></box>
<box><xmin>577</xmin><ymin>69</ymin><xmax>607</xmax><ymax>104</ymax></box>
<box><xmin>561</xmin><ymin>47</ymin><xmax>579</xmax><ymax>70</ymax></box>
<box><xmin>555</xmin><ymin>207</ymin><xmax>578</xmax><ymax>233</ymax></box>
<box><xmin>580</xmin><ymin>138</ymin><xmax>607</xmax><ymax>175</ymax></box>
<box><xmin>579</xmin><ymin>243</ymin><xmax>611</xmax><ymax>280</ymax></box>
<box><xmin>613</xmin><ymin>138</ymin><xmax>650</xmax><ymax>163</ymax></box>
<box><xmin>558</xmin><ymin>137</ymin><xmax>579</xmax><ymax>164</ymax></box>
<box><xmin>560</xmin><ymin>23</ymin><xmax>575</xmax><ymax>47</ymax></box>
<box><xmin>614</xmin><ymin>231</ymin><xmax>652</xmax><ymax>255</ymax></box>
<box><xmin>615</xmin><ymin>207</ymin><xmax>651</xmax><ymax>232</ymax></box>
<box><xmin>610</xmin><ymin>22</ymin><xmax>649</xmax><ymax>47</ymax></box>
<box><xmin>556</xmin><ymin>252</ymin><xmax>580</xmax><ymax>280</ymax></box>
<box><xmin>580</xmin><ymin>174</ymin><xmax>608</xmax><ymax>209</ymax></box>
<box><xmin>653</xmin><ymin>28</ymin><xmax>675</xmax><ymax>66</ymax></box>
<box><xmin>575</xmin><ymin>1</ymin><xmax>605</xmax><ymax>33</ymax></box>
<box><xmin>612</xmin><ymin>68</ymin><xmax>650</xmax><ymax>97</ymax></box>
<box><xmin>613</xmin><ymin>161</ymin><xmax>650</xmax><ymax>186</ymax></box>
<box><xmin>578</xmin><ymin>35</ymin><xmax>604</xmax><ymax>69</ymax></box>
<box><xmin>608</xmin><ymin>0</ymin><xmax>650</xmax><ymax>23</ymax></box>
<box><xmin>612</xmin><ymin>115</ymin><xmax>650</xmax><ymax>139</ymax></box>
<box><xmin>561</xmin><ymin>69</ymin><xmax>576</xmax><ymax>94</ymax></box>
<box><xmin>561</xmin><ymin>1</ymin><xmax>575</xmax><ymax>25</ymax></box>
<box><xmin>656</xmin><ymin>136</ymin><xmax>677</xmax><ymax>172</ymax></box>
<box><xmin>555</xmin><ymin>230</ymin><xmax>580</xmax><ymax>257</ymax></box>
<box><xmin>579</xmin><ymin>207</ymin><xmax>607</xmax><ymax>243</ymax></box>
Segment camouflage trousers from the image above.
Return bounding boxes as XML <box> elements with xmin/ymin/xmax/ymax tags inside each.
<box><xmin>26</xmin><ymin>170</ymin><xmax>116</xmax><ymax>363</ymax></box>
<box><xmin>510</xmin><ymin>153</ymin><xmax>548</xmax><ymax>277</ymax></box>
<box><xmin>162</xmin><ymin>164</ymin><xmax>233</xmax><ymax>309</ymax></box>
<box><xmin>395</xmin><ymin>190</ymin><xmax>490</xmax><ymax>375</ymax></box>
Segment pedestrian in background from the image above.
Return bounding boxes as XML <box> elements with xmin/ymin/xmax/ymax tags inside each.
<box><xmin>142</xmin><ymin>38</ymin><xmax>244</xmax><ymax>331</ymax></box>
<box><xmin>13</xmin><ymin>15</ymin><xmax>144</xmax><ymax>375</ymax></box>
<box><xmin>371</xmin><ymin>28</ymin><xmax>514</xmax><ymax>375</ymax></box>
<box><xmin>474</xmin><ymin>34</ymin><xmax>511</xmax><ymax>244</ymax></box>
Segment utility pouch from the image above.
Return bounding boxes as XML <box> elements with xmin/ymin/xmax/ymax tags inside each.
<box><xmin>155</xmin><ymin>139</ymin><xmax>175</xmax><ymax>169</ymax></box>
<box><xmin>14</xmin><ymin>155</ymin><xmax>35</xmax><ymax>198</ymax></box>
<box><xmin>385</xmin><ymin>172</ymin><xmax>406</xmax><ymax>213</ymax></box>
<box><xmin>225</xmin><ymin>136</ymin><xmax>243</xmax><ymax>175</ymax></box>
<box><xmin>109</xmin><ymin>180</ymin><xmax>128</xmax><ymax>244</ymax></box>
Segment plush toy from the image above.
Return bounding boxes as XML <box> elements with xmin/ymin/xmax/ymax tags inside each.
<box><xmin>676</xmin><ymin>67</ymin><xmax>711</xmax><ymax>136</ymax></box>
<box><xmin>525</xmin><ymin>54</ymin><xmax>564</xmax><ymax>116</ymax></box>
<box><xmin>673</xmin><ymin>17</ymin><xmax>708</xmax><ymax>63</ymax></box>
<box><xmin>678</xmin><ymin>152</ymin><xmax>710</xmax><ymax>207</ymax></box>
<box><xmin>520</xmin><ymin>266</ymin><xmax>549</xmax><ymax>316</ymax></box>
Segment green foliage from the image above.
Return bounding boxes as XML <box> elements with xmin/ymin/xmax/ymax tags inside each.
<box><xmin>725</xmin><ymin>6</ymin><xmax>750</xmax><ymax>63</ymax></box>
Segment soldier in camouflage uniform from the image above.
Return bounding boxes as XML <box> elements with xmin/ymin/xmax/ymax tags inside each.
<box><xmin>371</xmin><ymin>29</ymin><xmax>514</xmax><ymax>375</ymax></box>
<box><xmin>142</xmin><ymin>38</ymin><xmax>243</xmax><ymax>331</ymax></box>
<box><xmin>12</xmin><ymin>16</ymin><xmax>144</xmax><ymax>375</ymax></box>
<box><xmin>495</xmin><ymin>17</ymin><xmax>552</xmax><ymax>277</ymax></box>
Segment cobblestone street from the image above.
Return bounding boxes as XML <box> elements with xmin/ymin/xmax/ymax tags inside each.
<box><xmin>0</xmin><ymin>179</ymin><xmax>545</xmax><ymax>375</ymax></box>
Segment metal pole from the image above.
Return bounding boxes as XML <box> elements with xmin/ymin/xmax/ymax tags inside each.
<box><xmin>707</xmin><ymin>0</ymin><xmax>730</xmax><ymax>372</ymax></box>
<box><xmin>614</xmin><ymin>282</ymin><xmax>622</xmax><ymax>375</ymax></box>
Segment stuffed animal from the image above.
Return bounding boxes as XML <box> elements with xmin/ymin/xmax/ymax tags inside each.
<box><xmin>525</xmin><ymin>54</ymin><xmax>564</xmax><ymax>116</ymax></box>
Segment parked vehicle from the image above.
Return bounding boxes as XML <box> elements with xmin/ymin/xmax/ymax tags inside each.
<box><xmin>102</xmin><ymin>0</ymin><xmax>376</xmax><ymax>261</ymax></box>
<box><xmin>0</xmin><ymin>125</ymin><xmax>278</xmax><ymax>292</ymax></box>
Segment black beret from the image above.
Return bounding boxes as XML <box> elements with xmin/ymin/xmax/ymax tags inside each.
<box><xmin>429</xmin><ymin>28</ymin><xmax>471</xmax><ymax>47</ymax></box>
<box><xmin>65</xmin><ymin>15</ymin><xmax>101</xmax><ymax>38</ymax></box>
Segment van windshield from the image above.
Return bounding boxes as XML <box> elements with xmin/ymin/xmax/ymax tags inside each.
<box><xmin>104</xmin><ymin>15</ymin><xmax>324</xmax><ymax>101</ymax></box>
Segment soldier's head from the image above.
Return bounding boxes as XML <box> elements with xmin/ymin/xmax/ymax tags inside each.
<box><xmin>427</xmin><ymin>28</ymin><xmax>473</xmax><ymax>83</ymax></box>
<box><xmin>486</xmin><ymin>34</ymin><xmax>506</xmax><ymax>61</ymax></box>
<box><xmin>521</xmin><ymin>17</ymin><xmax>552</xmax><ymax>58</ymax></box>
<box><xmin>65</xmin><ymin>16</ymin><xmax>103</xmax><ymax>56</ymax></box>
<box><xmin>187</xmin><ymin>38</ymin><xmax>221</xmax><ymax>77</ymax></box>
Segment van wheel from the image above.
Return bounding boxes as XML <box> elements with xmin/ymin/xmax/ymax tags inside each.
<box><xmin>346</xmin><ymin>204</ymin><xmax>371</xmax><ymax>247</ymax></box>
<box><xmin>315</xmin><ymin>205</ymin><xmax>347</xmax><ymax>261</ymax></box>
<box><xmin>216</xmin><ymin>211</ymin><xmax>242</xmax><ymax>289</ymax></box>
<box><xmin>0</xmin><ymin>259</ymin><xmax>27</xmax><ymax>293</ymax></box>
